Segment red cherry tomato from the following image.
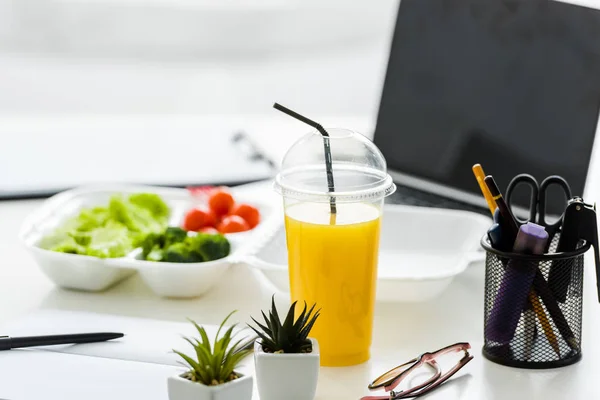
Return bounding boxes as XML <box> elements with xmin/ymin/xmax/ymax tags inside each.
<box><xmin>230</xmin><ymin>203</ymin><xmax>261</xmax><ymax>229</ymax></box>
<box><xmin>199</xmin><ymin>227</ymin><xmax>219</xmax><ymax>234</ymax></box>
<box><xmin>208</xmin><ymin>189</ymin><xmax>235</xmax><ymax>217</ymax></box>
<box><xmin>217</xmin><ymin>215</ymin><xmax>250</xmax><ymax>234</ymax></box>
<box><xmin>187</xmin><ymin>186</ymin><xmax>215</xmax><ymax>197</ymax></box>
<box><xmin>183</xmin><ymin>206</ymin><xmax>217</xmax><ymax>231</ymax></box>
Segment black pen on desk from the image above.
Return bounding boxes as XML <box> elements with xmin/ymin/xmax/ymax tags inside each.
<box><xmin>0</xmin><ymin>332</ymin><xmax>123</xmax><ymax>350</ymax></box>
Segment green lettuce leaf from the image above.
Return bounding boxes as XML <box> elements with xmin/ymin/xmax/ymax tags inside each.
<box><xmin>41</xmin><ymin>192</ymin><xmax>170</xmax><ymax>258</ymax></box>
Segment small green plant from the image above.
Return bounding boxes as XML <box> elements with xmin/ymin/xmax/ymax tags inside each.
<box><xmin>249</xmin><ymin>296</ymin><xmax>320</xmax><ymax>354</ymax></box>
<box><xmin>174</xmin><ymin>311</ymin><xmax>252</xmax><ymax>386</ymax></box>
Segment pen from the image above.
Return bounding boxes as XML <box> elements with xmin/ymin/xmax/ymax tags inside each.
<box><xmin>484</xmin><ymin>176</ymin><xmax>520</xmax><ymax>243</ymax></box>
<box><xmin>522</xmin><ymin>307</ymin><xmax>536</xmax><ymax>360</ymax></box>
<box><xmin>532</xmin><ymin>271</ymin><xmax>579</xmax><ymax>351</ymax></box>
<box><xmin>0</xmin><ymin>332</ymin><xmax>124</xmax><ymax>350</ymax></box>
<box><xmin>528</xmin><ymin>291</ymin><xmax>560</xmax><ymax>356</ymax></box>
<box><xmin>472</xmin><ymin>164</ymin><xmax>497</xmax><ymax>215</ymax></box>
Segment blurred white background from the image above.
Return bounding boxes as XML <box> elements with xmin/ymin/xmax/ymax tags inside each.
<box><xmin>0</xmin><ymin>0</ymin><xmax>398</xmax><ymax>115</ymax></box>
<box><xmin>0</xmin><ymin>0</ymin><xmax>401</xmax><ymax>193</ymax></box>
<box><xmin>3</xmin><ymin>0</ymin><xmax>600</xmax><ymax>194</ymax></box>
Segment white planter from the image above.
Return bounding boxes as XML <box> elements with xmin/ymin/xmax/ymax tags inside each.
<box><xmin>167</xmin><ymin>372</ymin><xmax>253</xmax><ymax>400</ymax></box>
<box><xmin>254</xmin><ymin>338</ymin><xmax>320</xmax><ymax>400</ymax></box>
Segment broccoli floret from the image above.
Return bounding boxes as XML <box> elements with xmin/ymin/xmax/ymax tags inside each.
<box><xmin>164</xmin><ymin>227</ymin><xmax>188</xmax><ymax>247</ymax></box>
<box><xmin>164</xmin><ymin>242</ymin><xmax>204</xmax><ymax>263</ymax></box>
<box><xmin>140</xmin><ymin>227</ymin><xmax>223</xmax><ymax>263</ymax></box>
<box><xmin>141</xmin><ymin>232</ymin><xmax>165</xmax><ymax>259</ymax></box>
<box><xmin>189</xmin><ymin>233</ymin><xmax>231</xmax><ymax>262</ymax></box>
<box><xmin>146</xmin><ymin>245</ymin><xmax>165</xmax><ymax>262</ymax></box>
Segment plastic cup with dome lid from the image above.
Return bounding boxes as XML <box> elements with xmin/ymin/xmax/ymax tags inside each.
<box><xmin>273</xmin><ymin>104</ymin><xmax>395</xmax><ymax>367</ymax></box>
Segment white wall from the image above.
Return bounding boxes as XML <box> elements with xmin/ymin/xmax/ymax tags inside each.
<box><xmin>0</xmin><ymin>0</ymin><xmax>398</xmax><ymax>116</ymax></box>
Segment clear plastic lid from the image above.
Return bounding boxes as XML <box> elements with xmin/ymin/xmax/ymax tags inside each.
<box><xmin>274</xmin><ymin>128</ymin><xmax>396</xmax><ymax>202</ymax></box>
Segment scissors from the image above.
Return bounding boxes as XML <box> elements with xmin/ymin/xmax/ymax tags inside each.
<box><xmin>505</xmin><ymin>174</ymin><xmax>572</xmax><ymax>238</ymax></box>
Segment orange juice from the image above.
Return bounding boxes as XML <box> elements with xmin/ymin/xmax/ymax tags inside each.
<box><xmin>284</xmin><ymin>201</ymin><xmax>381</xmax><ymax>366</ymax></box>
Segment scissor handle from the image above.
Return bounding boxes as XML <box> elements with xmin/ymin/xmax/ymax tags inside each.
<box><xmin>506</xmin><ymin>173</ymin><xmax>538</xmax><ymax>225</ymax></box>
<box><xmin>538</xmin><ymin>175</ymin><xmax>572</xmax><ymax>232</ymax></box>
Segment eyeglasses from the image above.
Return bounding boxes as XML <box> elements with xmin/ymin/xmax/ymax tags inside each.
<box><xmin>361</xmin><ymin>342</ymin><xmax>473</xmax><ymax>400</ymax></box>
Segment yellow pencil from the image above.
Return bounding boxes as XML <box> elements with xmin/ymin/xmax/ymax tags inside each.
<box><xmin>472</xmin><ymin>164</ymin><xmax>497</xmax><ymax>215</ymax></box>
<box><xmin>529</xmin><ymin>290</ymin><xmax>560</xmax><ymax>357</ymax></box>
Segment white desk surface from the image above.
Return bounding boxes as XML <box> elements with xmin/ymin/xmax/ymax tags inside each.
<box><xmin>2</xmin><ymin>116</ymin><xmax>600</xmax><ymax>400</ymax></box>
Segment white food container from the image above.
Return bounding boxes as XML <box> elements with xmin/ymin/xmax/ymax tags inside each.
<box><xmin>19</xmin><ymin>184</ymin><xmax>278</xmax><ymax>298</ymax></box>
<box><xmin>246</xmin><ymin>204</ymin><xmax>491</xmax><ymax>302</ymax></box>
<box><xmin>20</xmin><ymin>183</ymin><xmax>490</xmax><ymax>302</ymax></box>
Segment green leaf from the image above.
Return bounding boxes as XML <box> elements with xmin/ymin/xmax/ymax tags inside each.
<box><xmin>252</xmin><ymin>329</ymin><xmax>277</xmax><ymax>350</ymax></box>
<box><xmin>174</xmin><ymin>350</ymin><xmax>201</xmax><ymax>372</ymax></box>
<box><xmin>194</xmin><ymin>364</ymin><xmax>211</xmax><ymax>384</ymax></box>
<box><xmin>216</xmin><ymin>310</ymin><xmax>237</xmax><ymax>343</ymax></box>
<box><xmin>182</xmin><ymin>336</ymin><xmax>211</xmax><ymax>367</ymax></box>
<box><xmin>269</xmin><ymin>311</ymin><xmax>279</xmax><ymax>348</ymax></box>
<box><xmin>212</xmin><ymin>348</ymin><xmax>224</xmax><ymax>381</ymax></box>
<box><xmin>292</xmin><ymin>302</ymin><xmax>309</xmax><ymax>332</ymax></box>
<box><xmin>282</xmin><ymin>300</ymin><xmax>297</xmax><ymax>336</ymax></box>
<box><xmin>299</xmin><ymin>310</ymin><xmax>320</xmax><ymax>340</ymax></box>
<box><xmin>224</xmin><ymin>350</ymin><xmax>250</xmax><ymax>378</ymax></box>
<box><xmin>215</xmin><ymin>325</ymin><xmax>235</xmax><ymax>356</ymax></box>
<box><xmin>189</xmin><ymin>319</ymin><xmax>212</xmax><ymax>354</ymax></box>
<box><xmin>247</xmin><ymin>326</ymin><xmax>274</xmax><ymax>347</ymax></box>
<box><xmin>261</xmin><ymin>310</ymin><xmax>273</xmax><ymax>332</ymax></box>
<box><xmin>249</xmin><ymin>317</ymin><xmax>271</xmax><ymax>336</ymax></box>
<box><xmin>270</xmin><ymin>296</ymin><xmax>281</xmax><ymax>327</ymax></box>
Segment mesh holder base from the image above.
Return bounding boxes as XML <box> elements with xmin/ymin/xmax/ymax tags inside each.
<box><xmin>481</xmin><ymin>234</ymin><xmax>590</xmax><ymax>369</ymax></box>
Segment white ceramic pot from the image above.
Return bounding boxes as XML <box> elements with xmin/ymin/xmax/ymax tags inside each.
<box><xmin>254</xmin><ymin>338</ymin><xmax>320</xmax><ymax>400</ymax></box>
<box><xmin>167</xmin><ymin>372</ymin><xmax>253</xmax><ymax>400</ymax></box>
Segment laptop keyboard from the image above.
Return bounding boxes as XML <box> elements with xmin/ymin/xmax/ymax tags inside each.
<box><xmin>386</xmin><ymin>183</ymin><xmax>490</xmax><ymax>217</ymax></box>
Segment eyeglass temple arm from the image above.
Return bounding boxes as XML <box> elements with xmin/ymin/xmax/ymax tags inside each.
<box><xmin>394</xmin><ymin>351</ymin><xmax>474</xmax><ymax>399</ymax></box>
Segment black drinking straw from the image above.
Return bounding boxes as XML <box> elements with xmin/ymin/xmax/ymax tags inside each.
<box><xmin>273</xmin><ymin>103</ymin><xmax>337</xmax><ymax>214</ymax></box>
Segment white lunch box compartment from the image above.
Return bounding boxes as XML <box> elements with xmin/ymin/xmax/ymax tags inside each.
<box><xmin>19</xmin><ymin>184</ymin><xmax>278</xmax><ymax>298</ymax></box>
<box><xmin>246</xmin><ymin>204</ymin><xmax>490</xmax><ymax>302</ymax></box>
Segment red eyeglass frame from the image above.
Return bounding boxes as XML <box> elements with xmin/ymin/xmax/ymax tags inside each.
<box><xmin>361</xmin><ymin>342</ymin><xmax>473</xmax><ymax>400</ymax></box>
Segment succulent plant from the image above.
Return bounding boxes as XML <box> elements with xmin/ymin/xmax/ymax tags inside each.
<box><xmin>249</xmin><ymin>296</ymin><xmax>320</xmax><ymax>354</ymax></box>
<box><xmin>174</xmin><ymin>311</ymin><xmax>252</xmax><ymax>386</ymax></box>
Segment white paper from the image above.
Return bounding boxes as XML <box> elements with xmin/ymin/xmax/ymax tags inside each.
<box><xmin>0</xmin><ymin>349</ymin><xmax>179</xmax><ymax>400</ymax></box>
<box><xmin>1</xmin><ymin>309</ymin><xmax>254</xmax><ymax>371</ymax></box>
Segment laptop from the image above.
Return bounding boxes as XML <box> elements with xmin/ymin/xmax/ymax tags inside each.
<box><xmin>374</xmin><ymin>0</ymin><xmax>600</xmax><ymax>217</ymax></box>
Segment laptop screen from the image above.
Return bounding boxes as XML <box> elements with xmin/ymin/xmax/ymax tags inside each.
<box><xmin>374</xmin><ymin>0</ymin><xmax>600</xmax><ymax>215</ymax></box>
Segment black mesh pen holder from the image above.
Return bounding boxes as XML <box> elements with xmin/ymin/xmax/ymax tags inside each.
<box><xmin>481</xmin><ymin>235</ymin><xmax>590</xmax><ymax>369</ymax></box>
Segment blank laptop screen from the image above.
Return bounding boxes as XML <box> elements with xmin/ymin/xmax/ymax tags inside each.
<box><xmin>374</xmin><ymin>0</ymin><xmax>600</xmax><ymax>215</ymax></box>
